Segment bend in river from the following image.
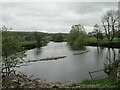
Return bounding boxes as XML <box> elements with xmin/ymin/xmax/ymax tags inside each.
<box><xmin>17</xmin><ymin>42</ymin><xmax>119</xmax><ymax>83</ymax></box>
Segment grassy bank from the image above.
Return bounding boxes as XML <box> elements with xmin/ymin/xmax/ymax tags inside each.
<box><xmin>69</xmin><ymin>60</ymin><xmax>120</xmax><ymax>88</ymax></box>
<box><xmin>20</xmin><ymin>41</ymin><xmax>37</xmax><ymax>49</ymax></box>
<box><xmin>87</xmin><ymin>38</ymin><xmax>119</xmax><ymax>44</ymax></box>
<box><xmin>70</xmin><ymin>75</ymin><xmax>117</xmax><ymax>88</ymax></box>
<box><xmin>20</xmin><ymin>41</ymin><xmax>47</xmax><ymax>49</ymax></box>
<box><xmin>86</xmin><ymin>38</ymin><xmax>120</xmax><ymax>48</ymax></box>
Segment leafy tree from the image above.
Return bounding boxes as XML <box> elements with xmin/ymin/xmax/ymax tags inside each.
<box><xmin>68</xmin><ymin>24</ymin><xmax>88</xmax><ymax>50</ymax></box>
<box><xmin>34</xmin><ymin>32</ymin><xmax>42</xmax><ymax>47</ymax></box>
<box><xmin>2</xmin><ymin>26</ymin><xmax>26</xmax><ymax>76</ymax></box>
<box><xmin>53</xmin><ymin>33</ymin><xmax>63</xmax><ymax>42</ymax></box>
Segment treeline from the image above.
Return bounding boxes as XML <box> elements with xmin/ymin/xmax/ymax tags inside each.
<box><xmin>1</xmin><ymin>26</ymin><xmax>69</xmax><ymax>49</ymax></box>
<box><xmin>2</xmin><ymin>30</ymin><xmax>68</xmax><ymax>42</ymax></box>
<box><xmin>8</xmin><ymin>32</ymin><xmax>68</xmax><ymax>42</ymax></box>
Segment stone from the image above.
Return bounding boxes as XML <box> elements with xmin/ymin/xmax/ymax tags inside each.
<box><xmin>52</xmin><ymin>84</ymin><xmax>59</xmax><ymax>88</ymax></box>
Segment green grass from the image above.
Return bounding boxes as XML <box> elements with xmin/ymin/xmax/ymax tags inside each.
<box><xmin>20</xmin><ymin>41</ymin><xmax>37</xmax><ymax>46</ymax></box>
<box><xmin>82</xmin><ymin>77</ymin><xmax>116</xmax><ymax>86</ymax></box>
<box><xmin>87</xmin><ymin>37</ymin><xmax>98</xmax><ymax>43</ymax></box>
<box><xmin>69</xmin><ymin>75</ymin><xmax>118</xmax><ymax>88</ymax></box>
<box><xmin>19</xmin><ymin>41</ymin><xmax>47</xmax><ymax>48</ymax></box>
<box><xmin>87</xmin><ymin>37</ymin><xmax>120</xmax><ymax>44</ymax></box>
<box><xmin>69</xmin><ymin>76</ymin><xmax>117</xmax><ymax>88</ymax></box>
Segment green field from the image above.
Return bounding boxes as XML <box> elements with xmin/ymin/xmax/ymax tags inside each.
<box><xmin>20</xmin><ymin>41</ymin><xmax>37</xmax><ymax>46</ymax></box>
<box><xmin>87</xmin><ymin>37</ymin><xmax>120</xmax><ymax>44</ymax></box>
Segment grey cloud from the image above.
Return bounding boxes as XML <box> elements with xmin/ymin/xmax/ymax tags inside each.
<box><xmin>2</xmin><ymin>2</ymin><xmax>118</xmax><ymax>33</ymax></box>
<box><xmin>75</xmin><ymin>2</ymin><xmax>117</xmax><ymax>14</ymax></box>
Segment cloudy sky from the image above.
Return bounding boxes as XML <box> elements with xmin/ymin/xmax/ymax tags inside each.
<box><xmin>1</xmin><ymin>1</ymin><xmax>118</xmax><ymax>33</ymax></box>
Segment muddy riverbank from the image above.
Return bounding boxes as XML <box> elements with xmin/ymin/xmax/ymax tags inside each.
<box><xmin>2</xmin><ymin>74</ymin><xmax>102</xmax><ymax>89</ymax></box>
<box><xmin>2</xmin><ymin>74</ymin><xmax>68</xmax><ymax>89</ymax></box>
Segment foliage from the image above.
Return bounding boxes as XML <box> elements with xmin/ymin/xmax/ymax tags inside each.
<box><xmin>2</xmin><ymin>26</ymin><xmax>26</xmax><ymax>76</ymax></box>
<box><xmin>53</xmin><ymin>33</ymin><xmax>64</xmax><ymax>42</ymax></box>
<box><xmin>34</xmin><ymin>32</ymin><xmax>43</xmax><ymax>47</ymax></box>
<box><xmin>20</xmin><ymin>41</ymin><xmax>37</xmax><ymax>46</ymax></box>
<box><xmin>67</xmin><ymin>24</ymin><xmax>88</xmax><ymax>50</ymax></box>
<box><xmin>87</xmin><ymin>37</ymin><xmax>120</xmax><ymax>45</ymax></box>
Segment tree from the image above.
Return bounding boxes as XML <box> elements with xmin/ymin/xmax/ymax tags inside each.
<box><xmin>68</xmin><ymin>24</ymin><xmax>88</xmax><ymax>50</ymax></box>
<box><xmin>92</xmin><ymin>24</ymin><xmax>103</xmax><ymax>41</ymax></box>
<box><xmin>118</xmin><ymin>2</ymin><xmax>120</xmax><ymax>41</ymax></box>
<box><xmin>53</xmin><ymin>33</ymin><xmax>63</xmax><ymax>42</ymax></box>
<box><xmin>102</xmin><ymin>9</ymin><xmax>118</xmax><ymax>42</ymax></box>
<box><xmin>2</xmin><ymin>26</ymin><xmax>26</xmax><ymax>76</ymax></box>
<box><xmin>88</xmin><ymin>32</ymin><xmax>93</xmax><ymax>38</ymax></box>
<box><xmin>34</xmin><ymin>32</ymin><xmax>42</xmax><ymax>47</ymax></box>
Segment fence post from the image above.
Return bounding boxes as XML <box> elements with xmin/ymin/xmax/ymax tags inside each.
<box><xmin>88</xmin><ymin>71</ymin><xmax>93</xmax><ymax>80</ymax></box>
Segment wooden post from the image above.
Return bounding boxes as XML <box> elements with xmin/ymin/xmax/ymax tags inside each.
<box><xmin>88</xmin><ymin>71</ymin><xmax>93</xmax><ymax>80</ymax></box>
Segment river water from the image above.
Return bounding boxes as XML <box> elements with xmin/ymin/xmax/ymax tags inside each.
<box><xmin>17</xmin><ymin>42</ymin><xmax>119</xmax><ymax>83</ymax></box>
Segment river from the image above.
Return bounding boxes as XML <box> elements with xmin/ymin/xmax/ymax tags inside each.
<box><xmin>17</xmin><ymin>42</ymin><xmax>119</xmax><ymax>83</ymax></box>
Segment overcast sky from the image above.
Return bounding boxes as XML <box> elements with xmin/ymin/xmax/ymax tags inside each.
<box><xmin>1</xmin><ymin>2</ymin><xmax>118</xmax><ymax>33</ymax></box>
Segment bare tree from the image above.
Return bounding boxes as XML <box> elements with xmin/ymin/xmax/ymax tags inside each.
<box><xmin>118</xmin><ymin>1</ymin><xmax>120</xmax><ymax>41</ymax></box>
<box><xmin>102</xmin><ymin>9</ymin><xmax>118</xmax><ymax>42</ymax></box>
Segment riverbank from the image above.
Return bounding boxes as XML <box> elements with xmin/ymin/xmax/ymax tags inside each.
<box><xmin>87</xmin><ymin>42</ymin><xmax>120</xmax><ymax>48</ymax></box>
<box><xmin>2</xmin><ymin>74</ymin><xmax>67</xmax><ymax>89</ymax></box>
<box><xmin>69</xmin><ymin>60</ymin><xmax>120</xmax><ymax>88</ymax></box>
<box><xmin>20</xmin><ymin>41</ymin><xmax>47</xmax><ymax>49</ymax></box>
<box><xmin>20</xmin><ymin>39</ymin><xmax>120</xmax><ymax>50</ymax></box>
<box><xmin>20</xmin><ymin>41</ymin><xmax>37</xmax><ymax>49</ymax></box>
<box><xmin>86</xmin><ymin>38</ymin><xmax>120</xmax><ymax>48</ymax></box>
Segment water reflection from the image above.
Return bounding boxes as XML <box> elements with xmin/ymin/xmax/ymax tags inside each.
<box><xmin>34</xmin><ymin>48</ymin><xmax>41</xmax><ymax>56</ymax></box>
<box><xmin>112</xmin><ymin>48</ymin><xmax>116</xmax><ymax>63</ymax></box>
<box><xmin>105</xmin><ymin>48</ymin><xmax>117</xmax><ymax>64</ymax></box>
<box><xmin>17</xmin><ymin>42</ymin><xmax>119</xmax><ymax>83</ymax></box>
<box><xmin>94</xmin><ymin>47</ymin><xmax>104</xmax><ymax>61</ymax></box>
<box><xmin>118</xmin><ymin>49</ymin><xmax>120</xmax><ymax>59</ymax></box>
<box><xmin>68</xmin><ymin>44</ymin><xmax>86</xmax><ymax>50</ymax></box>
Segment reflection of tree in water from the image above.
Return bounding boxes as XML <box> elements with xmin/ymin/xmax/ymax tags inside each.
<box><xmin>105</xmin><ymin>48</ymin><xmax>116</xmax><ymax>65</ymax></box>
<box><xmin>118</xmin><ymin>49</ymin><xmax>120</xmax><ymax>59</ymax></box>
<box><xmin>112</xmin><ymin>48</ymin><xmax>116</xmax><ymax>62</ymax></box>
<box><xmin>95</xmin><ymin>46</ymin><xmax>104</xmax><ymax>61</ymax></box>
<box><xmin>68</xmin><ymin>44</ymin><xmax>86</xmax><ymax>50</ymax></box>
<box><xmin>34</xmin><ymin>48</ymin><xmax>42</xmax><ymax>56</ymax></box>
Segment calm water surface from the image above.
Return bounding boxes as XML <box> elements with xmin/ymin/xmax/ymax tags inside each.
<box><xmin>17</xmin><ymin>42</ymin><xmax>119</xmax><ymax>83</ymax></box>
